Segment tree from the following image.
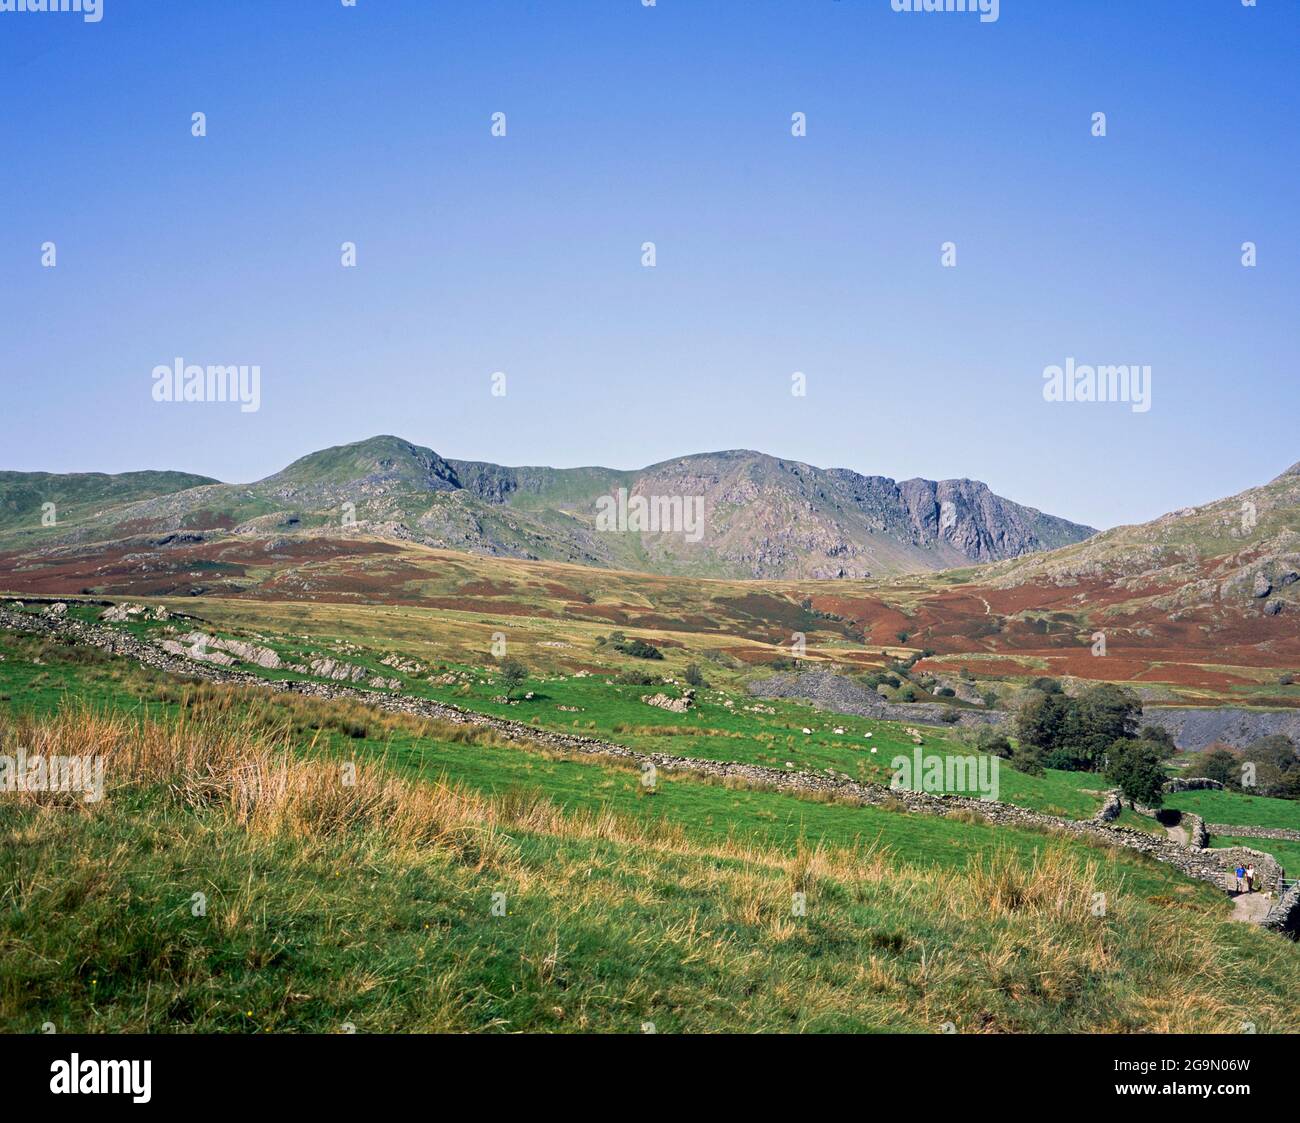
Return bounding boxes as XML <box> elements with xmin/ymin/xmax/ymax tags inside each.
<box><xmin>969</xmin><ymin>726</ymin><xmax>1013</xmax><ymax>759</ymax></box>
<box><xmin>1015</xmin><ymin>690</ymin><xmax>1070</xmax><ymax>751</ymax></box>
<box><xmin>1105</xmin><ymin>739</ymin><xmax>1166</xmax><ymax>809</ymax></box>
<box><xmin>684</xmin><ymin>662</ymin><xmax>707</xmax><ymax>688</ymax></box>
<box><xmin>1188</xmin><ymin>745</ymin><xmax>1241</xmax><ymax>788</ymax></box>
<box><xmin>1241</xmin><ymin>735</ymin><xmax>1298</xmax><ymax>797</ymax></box>
<box><xmin>1138</xmin><ymin>724</ymin><xmax>1178</xmax><ymax>759</ymax></box>
<box><xmin>1009</xmin><ymin>741</ymin><xmax>1047</xmax><ymax>777</ymax></box>
<box><xmin>1015</xmin><ymin>682</ymin><xmax>1143</xmax><ymax>773</ymax></box>
<box><xmin>1062</xmin><ymin>684</ymin><xmax>1142</xmax><ymax>771</ymax></box>
<box><xmin>499</xmin><ymin>658</ymin><xmax>528</xmax><ymax>700</ymax></box>
<box><xmin>1242</xmin><ymin>734</ymin><xmax>1297</xmax><ymax>772</ymax></box>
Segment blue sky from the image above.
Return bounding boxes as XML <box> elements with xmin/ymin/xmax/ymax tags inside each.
<box><xmin>3</xmin><ymin>0</ymin><xmax>1297</xmax><ymax>530</ymax></box>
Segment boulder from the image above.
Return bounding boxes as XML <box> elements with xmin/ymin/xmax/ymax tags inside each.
<box><xmin>643</xmin><ymin>689</ymin><xmax>695</xmax><ymax>714</ymax></box>
<box><xmin>309</xmin><ymin>657</ymin><xmax>368</xmax><ymax>683</ymax></box>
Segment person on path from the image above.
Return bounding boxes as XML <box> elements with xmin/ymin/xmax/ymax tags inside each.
<box><xmin>1246</xmin><ymin>864</ymin><xmax>1256</xmax><ymax>893</ymax></box>
<box><xmin>1234</xmin><ymin>865</ymin><xmax>1245</xmax><ymax>892</ymax></box>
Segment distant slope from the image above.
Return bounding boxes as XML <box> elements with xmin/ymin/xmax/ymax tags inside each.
<box><xmin>0</xmin><ymin>435</ymin><xmax>1094</xmax><ymax>580</ymax></box>
<box><xmin>971</xmin><ymin>459</ymin><xmax>1300</xmax><ymax>612</ymax></box>
<box><xmin>796</xmin><ymin>459</ymin><xmax>1300</xmax><ymax>692</ymax></box>
<box><xmin>0</xmin><ymin>469</ymin><xmax>218</xmax><ymax>539</ymax></box>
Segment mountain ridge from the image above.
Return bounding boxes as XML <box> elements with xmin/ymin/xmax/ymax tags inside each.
<box><xmin>0</xmin><ymin>435</ymin><xmax>1095</xmax><ymax>580</ymax></box>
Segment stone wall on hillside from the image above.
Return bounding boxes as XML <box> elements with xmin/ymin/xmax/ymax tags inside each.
<box><xmin>1163</xmin><ymin>777</ymin><xmax>1225</xmax><ymax>793</ymax></box>
<box><xmin>1210</xmin><ymin>847</ymin><xmax>1283</xmax><ymax>891</ymax></box>
<box><xmin>1262</xmin><ymin>884</ymin><xmax>1300</xmax><ymax>935</ymax></box>
<box><xmin>1206</xmin><ymin>823</ymin><xmax>1300</xmax><ymax>843</ymax></box>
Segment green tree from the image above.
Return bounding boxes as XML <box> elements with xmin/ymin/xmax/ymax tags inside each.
<box><xmin>1138</xmin><ymin>724</ymin><xmax>1178</xmax><ymax>759</ymax></box>
<box><xmin>1015</xmin><ymin>690</ymin><xmax>1070</xmax><ymax>752</ymax></box>
<box><xmin>969</xmin><ymin>726</ymin><xmax>1013</xmax><ymax>759</ymax></box>
<box><xmin>1241</xmin><ymin>735</ymin><xmax>1297</xmax><ymax>796</ymax></box>
<box><xmin>499</xmin><ymin>658</ymin><xmax>528</xmax><ymax>700</ymax></box>
<box><xmin>1188</xmin><ymin>745</ymin><xmax>1241</xmax><ymax>788</ymax></box>
<box><xmin>1105</xmin><ymin>739</ymin><xmax>1166</xmax><ymax>809</ymax></box>
<box><xmin>1063</xmin><ymin>684</ymin><xmax>1142</xmax><ymax>770</ymax></box>
<box><xmin>684</xmin><ymin>662</ymin><xmax>707</xmax><ymax>688</ymax></box>
<box><xmin>1009</xmin><ymin>741</ymin><xmax>1047</xmax><ymax>777</ymax></box>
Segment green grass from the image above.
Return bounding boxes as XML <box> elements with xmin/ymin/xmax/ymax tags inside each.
<box><xmin>0</xmin><ymin>622</ymin><xmax>1122</xmax><ymax>825</ymax></box>
<box><xmin>0</xmin><ymin>627</ymin><xmax>1225</xmax><ymax>899</ymax></box>
<box><xmin>1166</xmin><ymin>789</ymin><xmax>1300</xmax><ymax>833</ymax></box>
<box><xmin>4</xmin><ymin>702</ymin><xmax>1298</xmax><ymax>1034</ymax></box>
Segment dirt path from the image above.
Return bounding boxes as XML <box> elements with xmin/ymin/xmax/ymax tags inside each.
<box><xmin>1165</xmin><ymin>823</ymin><xmax>1189</xmax><ymax>846</ymax></box>
<box><xmin>1231</xmin><ymin>892</ymin><xmax>1273</xmax><ymax>924</ymax></box>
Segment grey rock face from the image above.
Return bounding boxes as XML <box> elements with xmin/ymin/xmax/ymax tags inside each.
<box><xmin>309</xmin><ymin>657</ymin><xmax>368</xmax><ymax>683</ymax></box>
<box><xmin>748</xmin><ymin>670</ymin><xmax>1004</xmax><ymax>729</ymax></box>
<box><xmin>1140</xmin><ymin>707</ymin><xmax>1300</xmax><ymax>750</ymax></box>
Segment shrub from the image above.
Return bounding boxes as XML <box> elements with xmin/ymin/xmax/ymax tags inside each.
<box><xmin>971</xmin><ymin>727</ymin><xmax>1013</xmax><ymax>759</ymax></box>
<box><xmin>601</xmin><ymin>632</ymin><xmax>663</xmax><ymax>660</ymax></box>
<box><xmin>615</xmin><ymin>670</ymin><xmax>662</xmax><ymax>686</ymax></box>
<box><xmin>1188</xmin><ymin>745</ymin><xmax>1241</xmax><ymax>788</ymax></box>
<box><xmin>498</xmin><ymin>658</ymin><xmax>528</xmax><ymax>700</ymax></box>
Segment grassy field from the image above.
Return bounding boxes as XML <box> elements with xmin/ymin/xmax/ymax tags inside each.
<box><xmin>4</xmin><ymin>602</ymin><xmax>1300</xmax><ymax>1033</ymax></box>
<box><xmin>4</xmin><ymin>703</ymin><xmax>1299</xmax><ymax>1033</ymax></box>
<box><xmin>1165</xmin><ymin>789</ymin><xmax>1300</xmax><ymax>833</ymax></box>
<box><xmin>0</xmin><ymin>615</ymin><xmax>1120</xmax><ymax>822</ymax></box>
<box><xmin>0</xmin><ymin>632</ymin><xmax>1160</xmax><ymax>875</ymax></box>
